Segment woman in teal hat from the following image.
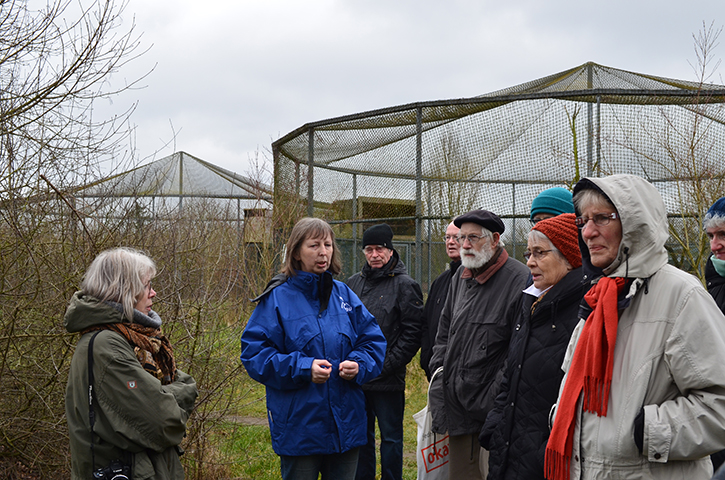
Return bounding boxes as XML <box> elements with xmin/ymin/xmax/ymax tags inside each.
<box><xmin>530</xmin><ymin>187</ymin><xmax>575</xmax><ymax>225</ymax></box>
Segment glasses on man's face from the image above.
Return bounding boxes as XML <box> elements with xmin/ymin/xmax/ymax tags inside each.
<box><xmin>575</xmin><ymin>212</ymin><xmax>619</xmax><ymax>229</ymax></box>
<box><xmin>443</xmin><ymin>234</ymin><xmax>459</xmax><ymax>243</ymax></box>
<box><xmin>456</xmin><ymin>234</ymin><xmax>487</xmax><ymax>245</ymax></box>
<box><xmin>363</xmin><ymin>245</ymin><xmax>388</xmax><ymax>255</ymax></box>
<box><xmin>523</xmin><ymin>249</ymin><xmax>553</xmax><ymax>261</ymax></box>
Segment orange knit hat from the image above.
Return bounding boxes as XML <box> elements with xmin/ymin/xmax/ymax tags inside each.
<box><xmin>532</xmin><ymin>213</ymin><xmax>582</xmax><ymax>269</ymax></box>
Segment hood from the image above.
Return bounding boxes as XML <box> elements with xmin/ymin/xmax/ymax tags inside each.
<box><xmin>64</xmin><ymin>291</ymin><xmax>125</xmax><ymax>333</ymax></box>
<box><xmin>251</xmin><ymin>272</ymin><xmax>289</xmax><ymax>302</ymax></box>
<box><xmin>573</xmin><ymin>175</ymin><xmax>669</xmax><ymax>279</ymax></box>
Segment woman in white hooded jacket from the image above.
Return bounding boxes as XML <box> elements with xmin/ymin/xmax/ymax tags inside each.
<box><xmin>545</xmin><ymin>174</ymin><xmax>725</xmax><ymax>480</ymax></box>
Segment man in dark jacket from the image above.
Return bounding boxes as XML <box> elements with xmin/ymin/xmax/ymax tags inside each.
<box><xmin>429</xmin><ymin>210</ymin><xmax>529</xmax><ymax>480</ymax></box>
<box><xmin>420</xmin><ymin>221</ymin><xmax>460</xmax><ymax>379</ymax></box>
<box><xmin>704</xmin><ymin>196</ymin><xmax>725</xmax><ymax>472</ymax></box>
<box><xmin>347</xmin><ymin>223</ymin><xmax>424</xmax><ymax>480</ymax></box>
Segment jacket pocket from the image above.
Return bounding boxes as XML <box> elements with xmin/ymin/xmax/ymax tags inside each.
<box><xmin>334</xmin><ymin>315</ymin><xmax>356</xmax><ymax>360</ymax></box>
<box><xmin>286</xmin><ymin>320</ymin><xmax>318</xmax><ymax>353</ymax></box>
<box><xmin>132</xmin><ymin>450</ymin><xmax>154</xmax><ymax>479</ymax></box>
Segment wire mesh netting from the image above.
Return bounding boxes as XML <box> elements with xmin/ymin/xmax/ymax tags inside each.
<box><xmin>273</xmin><ymin>62</ymin><xmax>725</xmax><ymax>288</ymax></box>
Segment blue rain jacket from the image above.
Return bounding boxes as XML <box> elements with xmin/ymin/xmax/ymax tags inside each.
<box><xmin>241</xmin><ymin>270</ymin><xmax>386</xmax><ymax>456</ymax></box>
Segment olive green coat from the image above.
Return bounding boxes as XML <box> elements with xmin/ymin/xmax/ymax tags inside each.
<box><xmin>65</xmin><ymin>292</ymin><xmax>197</xmax><ymax>480</ymax></box>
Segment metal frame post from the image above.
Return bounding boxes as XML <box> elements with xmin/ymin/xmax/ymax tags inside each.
<box><xmin>307</xmin><ymin>128</ymin><xmax>314</xmax><ymax>217</ymax></box>
<box><xmin>415</xmin><ymin>107</ymin><xmax>423</xmax><ymax>282</ymax></box>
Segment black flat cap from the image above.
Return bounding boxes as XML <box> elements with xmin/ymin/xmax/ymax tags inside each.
<box><xmin>454</xmin><ymin>209</ymin><xmax>505</xmax><ymax>234</ymax></box>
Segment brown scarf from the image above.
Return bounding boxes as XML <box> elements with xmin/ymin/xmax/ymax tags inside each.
<box><xmin>82</xmin><ymin>323</ymin><xmax>177</xmax><ymax>385</ymax></box>
<box><xmin>544</xmin><ymin>276</ymin><xmax>626</xmax><ymax>480</ymax></box>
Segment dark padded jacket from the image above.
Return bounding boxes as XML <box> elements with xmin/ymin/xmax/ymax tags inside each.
<box><xmin>429</xmin><ymin>250</ymin><xmax>529</xmax><ymax>436</ymax></box>
<box><xmin>420</xmin><ymin>260</ymin><xmax>461</xmax><ymax>379</ymax></box>
<box><xmin>346</xmin><ymin>250</ymin><xmax>424</xmax><ymax>391</ymax></box>
<box><xmin>480</xmin><ymin>268</ymin><xmax>588</xmax><ymax>480</ymax></box>
<box><xmin>706</xmin><ymin>256</ymin><xmax>725</xmax><ymax>471</ymax></box>
<box><xmin>706</xmin><ymin>256</ymin><xmax>725</xmax><ymax>315</ymax></box>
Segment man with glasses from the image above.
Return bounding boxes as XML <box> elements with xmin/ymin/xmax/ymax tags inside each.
<box><xmin>420</xmin><ymin>221</ymin><xmax>461</xmax><ymax>380</ymax></box>
<box><xmin>428</xmin><ymin>210</ymin><xmax>529</xmax><ymax>480</ymax></box>
<box><xmin>346</xmin><ymin>223</ymin><xmax>424</xmax><ymax>480</ymax></box>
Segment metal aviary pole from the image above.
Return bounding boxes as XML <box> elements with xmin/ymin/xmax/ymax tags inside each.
<box><xmin>307</xmin><ymin>128</ymin><xmax>314</xmax><ymax>217</ymax></box>
<box><xmin>587</xmin><ymin>64</ymin><xmax>594</xmax><ymax>177</ymax></box>
<box><xmin>353</xmin><ymin>173</ymin><xmax>358</xmax><ymax>274</ymax></box>
<box><xmin>415</xmin><ymin>107</ymin><xmax>423</xmax><ymax>283</ymax></box>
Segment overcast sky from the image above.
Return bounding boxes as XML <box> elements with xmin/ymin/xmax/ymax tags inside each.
<box><xmin>109</xmin><ymin>0</ymin><xmax>724</xmax><ymax>180</ymax></box>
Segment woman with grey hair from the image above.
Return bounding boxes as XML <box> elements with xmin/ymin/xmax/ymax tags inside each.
<box><xmin>64</xmin><ymin>247</ymin><xmax>197</xmax><ymax>480</ymax></box>
<box><xmin>481</xmin><ymin>213</ymin><xmax>588</xmax><ymax>480</ymax></box>
<box><xmin>545</xmin><ymin>175</ymin><xmax>725</xmax><ymax>480</ymax></box>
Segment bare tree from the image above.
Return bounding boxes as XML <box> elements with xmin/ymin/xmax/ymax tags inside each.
<box><xmin>0</xmin><ymin>0</ymin><xmax>147</xmax><ymax>476</ymax></box>
<box><xmin>626</xmin><ymin>22</ymin><xmax>725</xmax><ymax>277</ymax></box>
<box><xmin>0</xmin><ymin>0</ymin><xmax>147</xmax><ymax>200</ymax></box>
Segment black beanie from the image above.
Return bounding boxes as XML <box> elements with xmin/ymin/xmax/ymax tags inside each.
<box><xmin>362</xmin><ymin>224</ymin><xmax>394</xmax><ymax>249</ymax></box>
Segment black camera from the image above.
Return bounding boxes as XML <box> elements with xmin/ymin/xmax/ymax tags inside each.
<box><xmin>92</xmin><ymin>460</ymin><xmax>132</xmax><ymax>480</ymax></box>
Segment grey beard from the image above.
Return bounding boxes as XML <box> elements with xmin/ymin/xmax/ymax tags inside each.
<box><xmin>460</xmin><ymin>244</ymin><xmax>494</xmax><ymax>270</ymax></box>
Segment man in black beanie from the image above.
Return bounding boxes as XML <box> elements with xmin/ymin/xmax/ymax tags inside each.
<box><xmin>347</xmin><ymin>223</ymin><xmax>424</xmax><ymax>480</ymax></box>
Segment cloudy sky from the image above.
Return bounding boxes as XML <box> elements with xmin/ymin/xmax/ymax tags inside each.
<box><xmin>109</xmin><ymin>0</ymin><xmax>723</xmax><ymax>180</ymax></box>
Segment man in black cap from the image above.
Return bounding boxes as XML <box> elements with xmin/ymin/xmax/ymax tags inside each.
<box><xmin>428</xmin><ymin>210</ymin><xmax>529</xmax><ymax>480</ymax></box>
<box><xmin>347</xmin><ymin>223</ymin><xmax>424</xmax><ymax>480</ymax></box>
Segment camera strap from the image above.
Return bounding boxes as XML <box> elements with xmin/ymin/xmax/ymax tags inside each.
<box><xmin>88</xmin><ymin>330</ymin><xmax>102</xmax><ymax>472</ymax></box>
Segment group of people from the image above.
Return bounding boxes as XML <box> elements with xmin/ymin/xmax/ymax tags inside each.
<box><xmin>240</xmin><ymin>175</ymin><xmax>725</xmax><ymax>480</ymax></box>
<box><xmin>63</xmin><ymin>173</ymin><xmax>725</xmax><ymax>480</ymax></box>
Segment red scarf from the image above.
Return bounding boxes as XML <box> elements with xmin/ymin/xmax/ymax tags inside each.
<box><xmin>544</xmin><ymin>276</ymin><xmax>626</xmax><ymax>480</ymax></box>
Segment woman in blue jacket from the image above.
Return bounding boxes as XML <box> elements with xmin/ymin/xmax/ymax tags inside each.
<box><xmin>241</xmin><ymin>217</ymin><xmax>386</xmax><ymax>480</ymax></box>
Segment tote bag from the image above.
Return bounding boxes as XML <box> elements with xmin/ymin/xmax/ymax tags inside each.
<box><xmin>414</xmin><ymin>367</ymin><xmax>449</xmax><ymax>480</ymax></box>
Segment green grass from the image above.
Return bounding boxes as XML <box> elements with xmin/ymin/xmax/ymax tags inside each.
<box><xmin>211</xmin><ymin>353</ymin><xmax>429</xmax><ymax>480</ymax></box>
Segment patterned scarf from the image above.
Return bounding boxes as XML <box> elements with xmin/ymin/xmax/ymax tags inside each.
<box><xmin>83</xmin><ymin>322</ymin><xmax>177</xmax><ymax>385</ymax></box>
<box><xmin>544</xmin><ymin>276</ymin><xmax>626</xmax><ymax>480</ymax></box>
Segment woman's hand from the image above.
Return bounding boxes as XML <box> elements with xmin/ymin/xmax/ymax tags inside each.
<box><xmin>339</xmin><ymin>360</ymin><xmax>359</xmax><ymax>381</ymax></box>
<box><xmin>311</xmin><ymin>359</ymin><xmax>332</xmax><ymax>383</ymax></box>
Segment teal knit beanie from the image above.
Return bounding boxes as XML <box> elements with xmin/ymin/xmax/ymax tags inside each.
<box><xmin>530</xmin><ymin>187</ymin><xmax>575</xmax><ymax>220</ymax></box>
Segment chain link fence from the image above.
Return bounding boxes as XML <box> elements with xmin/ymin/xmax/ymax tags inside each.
<box><xmin>273</xmin><ymin>62</ymin><xmax>725</xmax><ymax>288</ymax></box>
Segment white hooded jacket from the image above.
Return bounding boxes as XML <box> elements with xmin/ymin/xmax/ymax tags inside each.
<box><xmin>553</xmin><ymin>174</ymin><xmax>725</xmax><ymax>480</ymax></box>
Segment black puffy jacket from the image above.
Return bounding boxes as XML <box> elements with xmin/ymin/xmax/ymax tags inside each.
<box><xmin>346</xmin><ymin>250</ymin><xmax>424</xmax><ymax>391</ymax></box>
<box><xmin>480</xmin><ymin>268</ymin><xmax>588</xmax><ymax>480</ymax></box>
<box><xmin>420</xmin><ymin>260</ymin><xmax>460</xmax><ymax>379</ymax></box>
<box><xmin>706</xmin><ymin>256</ymin><xmax>725</xmax><ymax>471</ymax></box>
<box><xmin>706</xmin><ymin>256</ymin><xmax>725</xmax><ymax>315</ymax></box>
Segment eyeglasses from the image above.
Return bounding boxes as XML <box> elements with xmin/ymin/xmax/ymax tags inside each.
<box><xmin>523</xmin><ymin>249</ymin><xmax>553</xmax><ymax>261</ymax></box>
<box><xmin>456</xmin><ymin>234</ymin><xmax>488</xmax><ymax>245</ymax></box>
<box><xmin>574</xmin><ymin>212</ymin><xmax>619</xmax><ymax>229</ymax></box>
<box><xmin>143</xmin><ymin>281</ymin><xmax>152</xmax><ymax>292</ymax></box>
<box><xmin>530</xmin><ymin>215</ymin><xmax>553</xmax><ymax>226</ymax></box>
<box><xmin>443</xmin><ymin>235</ymin><xmax>459</xmax><ymax>243</ymax></box>
<box><xmin>363</xmin><ymin>245</ymin><xmax>389</xmax><ymax>255</ymax></box>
